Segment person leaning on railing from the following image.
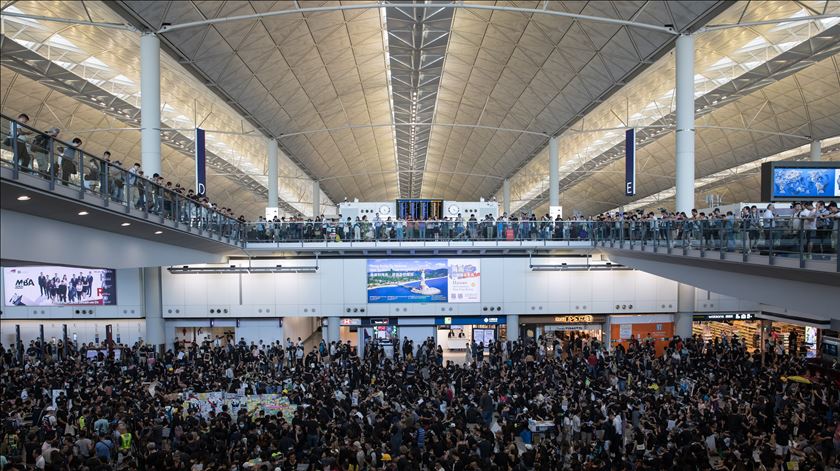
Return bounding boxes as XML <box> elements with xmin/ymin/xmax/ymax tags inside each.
<box><xmin>58</xmin><ymin>137</ymin><xmax>82</xmax><ymax>186</ymax></box>
<box><xmin>4</xmin><ymin>113</ymin><xmax>33</xmax><ymax>171</ymax></box>
<box><xmin>30</xmin><ymin>127</ymin><xmax>59</xmax><ymax>178</ymax></box>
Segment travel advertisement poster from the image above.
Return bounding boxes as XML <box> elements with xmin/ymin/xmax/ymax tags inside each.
<box><xmin>367</xmin><ymin>258</ymin><xmax>480</xmax><ymax>303</ymax></box>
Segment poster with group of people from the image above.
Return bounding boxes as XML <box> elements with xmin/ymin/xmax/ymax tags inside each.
<box><xmin>3</xmin><ymin>265</ymin><xmax>117</xmax><ymax>306</ymax></box>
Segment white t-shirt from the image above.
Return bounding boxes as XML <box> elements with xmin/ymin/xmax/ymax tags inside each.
<box><xmin>763</xmin><ymin>209</ymin><xmax>774</xmax><ymax>226</ymax></box>
<box><xmin>801</xmin><ymin>209</ymin><xmax>817</xmax><ymax>230</ymax></box>
<box><xmin>613</xmin><ymin>415</ymin><xmax>623</xmax><ymax>435</ymax></box>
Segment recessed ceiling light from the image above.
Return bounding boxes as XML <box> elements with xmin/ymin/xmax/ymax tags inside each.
<box><xmin>121</xmin><ymin>222</ymin><xmax>131</xmax><ymax>227</ymax></box>
<box><xmin>17</xmin><ymin>195</ymin><xmax>31</xmax><ymax>201</ymax></box>
<box><xmin>154</xmin><ymin>230</ymin><xmax>163</xmax><ymax>235</ymax></box>
<box><xmin>78</xmin><ymin>211</ymin><xmax>89</xmax><ymax>216</ymax></box>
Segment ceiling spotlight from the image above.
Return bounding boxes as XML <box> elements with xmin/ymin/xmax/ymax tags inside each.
<box><xmin>16</xmin><ymin>195</ymin><xmax>31</xmax><ymax>201</ymax></box>
<box><xmin>78</xmin><ymin>211</ymin><xmax>89</xmax><ymax>216</ymax></box>
<box><xmin>121</xmin><ymin>222</ymin><xmax>131</xmax><ymax>227</ymax></box>
<box><xmin>154</xmin><ymin>230</ymin><xmax>163</xmax><ymax>235</ymax></box>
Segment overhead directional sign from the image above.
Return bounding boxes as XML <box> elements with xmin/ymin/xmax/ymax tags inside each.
<box><xmin>625</xmin><ymin>128</ymin><xmax>636</xmax><ymax>196</ymax></box>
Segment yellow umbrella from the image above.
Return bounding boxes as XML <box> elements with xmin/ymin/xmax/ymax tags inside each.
<box><xmin>783</xmin><ymin>376</ymin><xmax>812</xmax><ymax>384</ymax></box>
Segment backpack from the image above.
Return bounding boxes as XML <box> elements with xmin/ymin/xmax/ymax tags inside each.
<box><xmin>31</xmin><ymin>134</ymin><xmax>50</xmax><ymax>153</ymax></box>
<box><xmin>41</xmin><ymin>414</ymin><xmax>55</xmax><ymax>434</ymax></box>
<box><xmin>2</xmin><ymin>434</ymin><xmax>20</xmax><ymax>457</ymax></box>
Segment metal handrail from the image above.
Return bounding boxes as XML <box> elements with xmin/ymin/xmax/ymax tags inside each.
<box><xmin>1</xmin><ymin>114</ymin><xmax>244</xmax><ymax>243</ymax></box>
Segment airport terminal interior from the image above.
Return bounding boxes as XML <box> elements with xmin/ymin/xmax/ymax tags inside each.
<box><xmin>2</xmin><ymin>1</ymin><xmax>840</xmax><ymax>470</ymax></box>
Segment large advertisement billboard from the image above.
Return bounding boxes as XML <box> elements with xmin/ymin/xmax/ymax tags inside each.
<box><xmin>4</xmin><ymin>266</ymin><xmax>117</xmax><ymax>306</ymax></box>
<box><xmin>772</xmin><ymin>167</ymin><xmax>840</xmax><ymax>199</ymax></box>
<box><xmin>367</xmin><ymin>259</ymin><xmax>480</xmax><ymax>303</ymax></box>
<box><xmin>761</xmin><ymin>161</ymin><xmax>840</xmax><ymax>201</ymax></box>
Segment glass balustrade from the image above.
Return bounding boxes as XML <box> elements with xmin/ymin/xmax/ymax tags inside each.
<box><xmin>4</xmin><ymin>114</ymin><xmax>837</xmax><ymax>269</ymax></box>
<box><xmin>1</xmin><ymin>114</ymin><xmax>241</xmax><ymax>243</ymax></box>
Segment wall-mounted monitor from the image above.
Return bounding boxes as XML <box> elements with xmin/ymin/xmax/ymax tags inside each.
<box><xmin>761</xmin><ymin>161</ymin><xmax>840</xmax><ymax>201</ymax></box>
<box><xmin>367</xmin><ymin>258</ymin><xmax>481</xmax><ymax>303</ymax></box>
<box><xmin>4</xmin><ymin>266</ymin><xmax>117</xmax><ymax>306</ymax></box>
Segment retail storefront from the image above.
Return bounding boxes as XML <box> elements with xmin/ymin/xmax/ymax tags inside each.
<box><xmin>519</xmin><ymin>315</ymin><xmax>606</xmax><ymax>343</ymax></box>
<box><xmin>758</xmin><ymin>313</ymin><xmax>829</xmax><ymax>358</ymax></box>
<box><xmin>342</xmin><ymin>318</ymin><xmax>400</xmax><ymax>358</ymax></box>
<box><xmin>610</xmin><ymin>314</ymin><xmax>674</xmax><ymax>355</ymax></box>
<box><xmin>338</xmin><ymin>318</ymin><xmax>362</xmax><ymax>347</ymax></box>
<box><xmin>692</xmin><ymin>312</ymin><xmax>760</xmax><ymax>350</ymax></box>
<box><xmin>435</xmin><ymin>316</ymin><xmax>507</xmax><ymax>351</ymax></box>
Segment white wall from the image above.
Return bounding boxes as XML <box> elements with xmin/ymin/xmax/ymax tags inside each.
<box><xmin>1</xmin><ymin>319</ymin><xmax>146</xmax><ymax>346</ymax></box>
<box><xmin>1</xmin><ymin>210</ymin><xmax>225</xmax><ymax>269</ymax></box>
<box><xmin>236</xmin><ymin>319</ymin><xmax>285</xmax><ymax>346</ymax></box>
<box><xmin>160</xmin><ymin>257</ymin><xmax>678</xmax><ymax>318</ymax></box>
<box><xmin>1</xmin><ymin>268</ymin><xmax>144</xmax><ymax>319</ymax></box>
<box><xmin>281</xmin><ymin>316</ymin><xmax>318</xmax><ymax>344</ymax></box>
<box><xmin>398</xmin><ymin>326</ymin><xmax>436</xmax><ymax>351</ymax></box>
<box><xmin>693</xmin><ymin>288</ymin><xmax>761</xmax><ymax>312</ymax></box>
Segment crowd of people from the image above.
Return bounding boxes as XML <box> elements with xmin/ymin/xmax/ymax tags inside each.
<box><xmin>6</xmin><ymin>113</ymin><xmax>840</xmax><ymax>253</ymax></box>
<box><xmin>248</xmin><ymin>202</ymin><xmax>839</xmax><ymax>255</ymax></box>
<box><xmin>1</xmin><ymin>331</ymin><xmax>838</xmax><ymax>471</ymax></box>
<box><xmin>4</xmin><ymin>113</ymin><xmax>244</xmax><ymax>237</ymax></box>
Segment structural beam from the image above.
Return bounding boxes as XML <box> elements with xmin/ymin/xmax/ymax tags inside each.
<box><xmin>676</xmin><ymin>283</ymin><xmax>695</xmax><ymax>339</ymax></box>
<box><xmin>810</xmin><ymin>140</ymin><xmax>822</xmax><ymax>161</ymax></box>
<box><xmin>140</xmin><ymin>32</ymin><xmax>161</xmax><ymax>177</ymax></box>
<box><xmin>327</xmin><ymin>316</ymin><xmax>340</xmax><ymax>345</ymax></box>
<box><xmin>503</xmin><ymin>178</ymin><xmax>511</xmax><ymax>215</ymax></box>
<box><xmin>507</xmin><ymin>314</ymin><xmax>520</xmax><ymax>342</ymax></box>
<box><xmin>156</xmin><ymin>3</ymin><xmax>678</xmax><ymax>35</ymax></box>
<box><xmin>548</xmin><ymin>137</ymin><xmax>559</xmax><ymax>208</ymax></box>
<box><xmin>277</xmin><ymin>122</ymin><xmax>549</xmax><ymax>139</ymax></box>
<box><xmin>267</xmin><ymin>138</ymin><xmax>278</xmax><ymax>211</ymax></box>
<box><xmin>674</xmin><ymin>34</ymin><xmax>695</xmax><ymax>215</ymax></box>
<box><xmin>312</xmin><ymin>181</ymin><xmax>320</xmax><ymax>218</ymax></box>
<box><xmin>143</xmin><ymin>267</ymin><xmax>165</xmax><ymax>352</ymax></box>
<box><xmin>0</xmin><ymin>11</ymin><xmax>138</xmax><ymax>31</ymax></box>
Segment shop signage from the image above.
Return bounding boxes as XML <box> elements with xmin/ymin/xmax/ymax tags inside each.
<box><xmin>520</xmin><ymin>315</ymin><xmax>606</xmax><ymax>324</ymax></box>
<box><xmin>545</xmin><ymin>324</ymin><xmax>590</xmax><ymax>331</ymax></box>
<box><xmin>435</xmin><ymin>316</ymin><xmax>506</xmax><ymax>325</ymax></box>
<box><xmin>553</xmin><ymin>315</ymin><xmax>606</xmax><ymax>323</ymax></box>
<box><xmin>370</xmin><ymin>318</ymin><xmax>391</xmax><ymax>325</ymax></box>
<box><xmin>693</xmin><ymin>312</ymin><xmax>756</xmax><ymax>321</ymax></box>
<box><xmin>340</xmin><ymin>318</ymin><xmax>362</xmax><ymax>326</ymax></box>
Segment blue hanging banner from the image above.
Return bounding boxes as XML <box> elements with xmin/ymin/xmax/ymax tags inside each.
<box><xmin>625</xmin><ymin>128</ymin><xmax>636</xmax><ymax>196</ymax></box>
<box><xmin>195</xmin><ymin>128</ymin><xmax>206</xmax><ymax>197</ymax></box>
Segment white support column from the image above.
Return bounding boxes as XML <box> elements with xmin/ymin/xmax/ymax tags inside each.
<box><xmin>810</xmin><ymin>140</ymin><xmax>822</xmax><ymax>161</ymax></box>
<box><xmin>602</xmin><ymin>316</ymin><xmax>612</xmax><ymax>351</ymax></box>
<box><xmin>503</xmin><ymin>178</ymin><xmax>511</xmax><ymax>215</ymax></box>
<box><xmin>506</xmin><ymin>314</ymin><xmax>519</xmax><ymax>343</ymax></box>
<box><xmin>142</xmin><ymin>267</ymin><xmax>165</xmax><ymax>352</ymax></box>
<box><xmin>548</xmin><ymin>137</ymin><xmax>559</xmax><ymax>207</ymax></box>
<box><xmin>312</xmin><ymin>181</ymin><xmax>321</xmax><ymax>218</ymax></box>
<box><xmin>676</xmin><ymin>282</ymin><xmax>695</xmax><ymax>340</ymax></box>
<box><xmin>327</xmin><ymin>316</ymin><xmax>340</xmax><ymax>345</ymax></box>
<box><xmin>267</xmin><ymin>138</ymin><xmax>278</xmax><ymax>210</ymax></box>
<box><xmin>675</xmin><ymin>33</ymin><xmax>695</xmax><ymax>215</ymax></box>
<box><xmin>140</xmin><ymin>32</ymin><xmax>161</xmax><ymax>177</ymax></box>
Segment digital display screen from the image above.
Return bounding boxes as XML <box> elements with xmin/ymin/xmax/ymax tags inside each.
<box><xmin>771</xmin><ymin>167</ymin><xmax>840</xmax><ymax>198</ymax></box>
<box><xmin>367</xmin><ymin>258</ymin><xmax>481</xmax><ymax>303</ymax></box>
<box><xmin>4</xmin><ymin>266</ymin><xmax>117</xmax><ymax>306</ymax></box>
